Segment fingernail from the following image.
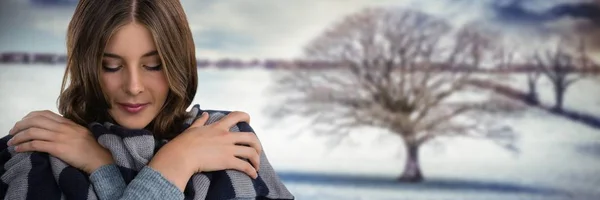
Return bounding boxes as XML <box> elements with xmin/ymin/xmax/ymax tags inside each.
<box><xmin>7</xmin><ymin>138</ymin><xmax>13</xmax><ymax>146</ymax></box>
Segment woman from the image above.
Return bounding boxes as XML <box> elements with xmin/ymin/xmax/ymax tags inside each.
<box><xmin>0</xmin><ymin>0</ymin><xmax>293</xmax><ymax>199</ymax></box>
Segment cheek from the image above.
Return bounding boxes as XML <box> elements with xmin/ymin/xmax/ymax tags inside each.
<box><xmin>150</xmin><ymin>72</ymin><xmax>169</xmax><ymax>101</ymax></box>
<box><xmin>100</xmin><ymin>73</ymin><xmax>120</xmax><ymax>100</ymax></box>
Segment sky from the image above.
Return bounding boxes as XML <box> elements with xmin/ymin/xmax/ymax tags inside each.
<box><xmin>0</xmin><ymin>0</ymin><xmax>597</xmax><ymax>59</ymax></box>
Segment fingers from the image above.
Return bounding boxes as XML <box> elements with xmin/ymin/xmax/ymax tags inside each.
<box><xmin>213</xmin><ymin>111</ymin><xmax>250</xmax><ymax>130</ymax></box>
<box><xmin>228</xmin><ymin>156</ymin><xmax>258</xmax><ymax>179</ymax></box>
<box><xmin>10</xmin><ymin>115</ymin><xmax>64</xmax><ymax>135</ymax></box>
<box><xmin>229</xmin><ymin>132</ymin><xmax>262</xmax><ymax>156</ymax></box>
<box><xmin>14</xmin><ymin>140</ymin><xmax>56</xmax><ymax>154</ymax></box>
<box><xmin>232</xmin><ymin>146</ymin><xmax>261</xmax><ymax>172</ymax></box>
<box><xmin>8</xmin><ymin>127</ymin><xmax>58</xmax><ymax>146</ymax></box>
<box><xmin>190</xmin><ymin>112</ymin><xmax>209</xmax><ymax>128</ymax></box>
<box><xmin>22</xmin><ymin>110</ymin><xmax>69</xmax><ymax>124</ymax></box>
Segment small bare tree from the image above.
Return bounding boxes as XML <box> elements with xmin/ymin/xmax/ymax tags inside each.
<box><xmin>521</xmin><ymin>53</ymin><xmax>543</xmax><ymax>105</ymax></box>
<box><xmin>533</xmin><ymin>36</ymin><xmax>592</xmax><ymax>111</ymax></box>
<box><xmin>269</xmin><ymin>8</ymin><xmax>518</xmax><ymax>182</ymax></box>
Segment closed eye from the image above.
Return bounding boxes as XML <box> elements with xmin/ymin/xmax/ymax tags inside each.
<box><xmin>102</xmin><ymin>65</ymin><xmax>122</xmax><ymax>72</ymax></box>
<box><xmin>145</xmin><ymin>64</ymin><xmax>162</xmax><ymax>71</ymax></box>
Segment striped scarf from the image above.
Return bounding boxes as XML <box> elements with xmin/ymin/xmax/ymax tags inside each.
<box><xmin>0</xmin><ymin>104</ymin><xmax>294</xmax><ymax>199</ymax></box>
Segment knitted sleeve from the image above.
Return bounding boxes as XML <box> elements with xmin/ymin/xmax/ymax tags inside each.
<box><xmin>89</xmin><ymin>164</ymin><xmax>184</xmax><ymax>200</ymax></box>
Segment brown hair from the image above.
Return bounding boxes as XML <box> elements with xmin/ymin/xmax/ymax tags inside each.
<box><xmin>58</xmin><ymin>0</ymin><xmax>197</xmax><ymax>139</ymax></box>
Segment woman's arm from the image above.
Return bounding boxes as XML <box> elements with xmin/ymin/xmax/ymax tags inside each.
<box><xmin>88</xmin><ymin>111</ymin><xmax>260</xmax><ymax>199</ymax></box>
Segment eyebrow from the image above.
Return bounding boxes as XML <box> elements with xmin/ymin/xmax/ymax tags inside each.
<box><xmin>103</xmin><ymin>50</ymin><xmax>159</xmax><ymax>59</ymax></box>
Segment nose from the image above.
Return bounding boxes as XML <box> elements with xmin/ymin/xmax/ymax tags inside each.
<box><xmin>123</xmin><ymin>65</ymin><xmax>144</xmax><ymax>96</ymax></box>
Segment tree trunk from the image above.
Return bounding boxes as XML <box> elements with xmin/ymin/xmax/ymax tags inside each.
<box><xmin>554</xmin><ymin>84</ymin><xmax>565</xmax><ymax>112</ymax></box>
<box><xmin>526</xmin><ymin>78</ymin><xmax>539</xmax><ymax>105</ymax></box>
<box><xmin>399</xmin><ymin>143</ymin><xmax>423</xmax><ymax>182</ymax></box>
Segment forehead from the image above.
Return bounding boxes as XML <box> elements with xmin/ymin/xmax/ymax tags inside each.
<box><xmin>104</xmin><ymin>22</ymin><xmax>157</xmax><ymax>58</ymax></box>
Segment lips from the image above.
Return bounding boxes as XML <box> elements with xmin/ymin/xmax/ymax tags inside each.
<box><xmin>118</xmin><ymin>103</ymin><xmax>149</xmax><ymax>114</ymax></box>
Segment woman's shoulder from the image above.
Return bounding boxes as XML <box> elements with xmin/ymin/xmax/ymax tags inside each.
<box><xmin>0</xmin><ymin>134</ymin><xmax>11</xmax><ymax>150</ymax></box>
<box><xmin>0</xmin><ymin>134</ymin><xmax>14</xmax><ymax>165</ymax></box>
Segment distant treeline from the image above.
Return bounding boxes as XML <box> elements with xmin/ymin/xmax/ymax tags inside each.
<box><xmin>0</xmin><ymin>52</ymin><xmax>317</xmax><ymax>70</ymax></box>
<box><xmin>1</xmin><ymin>52</ymin><xmax>599</xmax><ymax>73</ymax></box>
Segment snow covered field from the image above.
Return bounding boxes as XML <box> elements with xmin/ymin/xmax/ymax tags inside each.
<box><xmin>1</xmin><ymin>65</ymin><xmax>599</xmax><ymax>199</ymax></box>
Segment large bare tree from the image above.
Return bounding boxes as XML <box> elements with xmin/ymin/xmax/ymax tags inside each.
<box><xmin>269</xmin><ymin>8</ymin><xmax>518</xmax><ymax>182</ymax></box>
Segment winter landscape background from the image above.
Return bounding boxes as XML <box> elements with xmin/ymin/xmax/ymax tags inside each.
<box><xmin>2</xmin><ymin>0</ymin><xmax>600</xmax><ymax>199</ymax></box>
<box><xmin>2</xmin><ymin>65</ymin><xmax>600</xmax><ymax>199</ymax></box>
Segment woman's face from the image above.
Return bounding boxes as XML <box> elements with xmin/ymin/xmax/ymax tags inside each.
<box><xmin>100</xmin><ymin>22</ymin><xmax>169</xmax><ymax>129</ymax></box>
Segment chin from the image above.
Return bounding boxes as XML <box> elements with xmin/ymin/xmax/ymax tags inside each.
<box><xmin>109</xmin><ymin>110</ymin><xmax>155</xmax><ymax>130</ymax></box>
<box><xmin>119</xmin><ymin>121</ymin><xmax>151</xmax><ymax>130</ymax></box>
<box><xmin>112</xmin><ymin>117</ymin><xmax>152</xmax><ymax>129</ymax></box>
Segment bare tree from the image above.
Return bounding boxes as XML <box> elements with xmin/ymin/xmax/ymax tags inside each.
<box><xmin>489</xmin><ymin>36</ymin><xmax>542</xmax><ymax>105</ymax></box>
<box><xmin>533</xmin><ymin>36</ymin><xmax>592</xmax><ymax>111</ymax></box>
<box><xmin>523</xmin><ymin>53</ymin><xmax>543</xmax><ymax>105</ymax></box>
<box><xmin>269</xmin><ymin>8</ymin><xmax>518</xmax><ymax>182</ymax></box>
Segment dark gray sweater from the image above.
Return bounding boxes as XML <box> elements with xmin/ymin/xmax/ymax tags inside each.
<box><xmin>0</xmin><ymin>104</ymin><xmax>294</xmax><ymax>200</ymax></box>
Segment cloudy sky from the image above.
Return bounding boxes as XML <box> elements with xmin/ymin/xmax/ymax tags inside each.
<box><xmin>0</xmin><ymin>0</ymin><xmax>596</xmax><ymax>59</ymax></box>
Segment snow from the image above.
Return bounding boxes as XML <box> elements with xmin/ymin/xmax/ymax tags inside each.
<box><xmin>1</xmin><ymin>64</ymin><xmax>599</xmax><ymax>199</ymax></box>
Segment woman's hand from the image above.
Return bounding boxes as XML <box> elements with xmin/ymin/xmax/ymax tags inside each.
<box><xmin>7</xmin><ymin>110</ymin><xmax>114</xmax><ymax>174</ymax></box>
<box><xmin>149</xmin><ymin>111</ymin><xmax>263</xmax><ymax>192</ymax></box>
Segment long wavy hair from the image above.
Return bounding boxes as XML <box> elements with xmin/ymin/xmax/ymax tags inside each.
<box><xmin>58</xmin><ymin>0</ymin><xmax>197</xmax><ymax>139</ymax></box>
